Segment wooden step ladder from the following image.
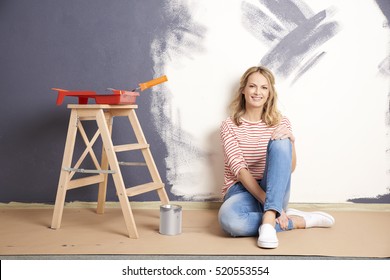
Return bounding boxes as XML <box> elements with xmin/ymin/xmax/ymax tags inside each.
<box><xmin>50</xmin><ymin>104</ymin><xmax>169</xmax><ymax>238</ymax></box>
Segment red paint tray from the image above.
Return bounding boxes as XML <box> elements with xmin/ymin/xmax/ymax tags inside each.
<box><xmin>52</xmin><ymin>88</ymin><xmax>139</xmax><ymax>106</ymax></box>
<box><xmin>52</xmin><ymin>75</ymin><xmax>167</xmax><ymax>106</ymax></box>
<box><xmin>95</xmin><ymin>90</ymin><xmax>140</xmax><ymax>105</ymax></box>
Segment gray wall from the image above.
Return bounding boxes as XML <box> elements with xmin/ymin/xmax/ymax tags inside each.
<box><xmin>1</xmin><ymin>0</ymin><xmax>389</xmax><ymax>204</ymax></box>
<box><xmin>0</xmin><ymin>0</ymin><xmax>179</xmax><ymax>203</ymax></box>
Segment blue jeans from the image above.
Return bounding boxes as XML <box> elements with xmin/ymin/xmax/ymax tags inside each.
<box><xmin>218</xmin><ymin>139</ymin><xmax>294</xmax><ymax>237</ymax></box>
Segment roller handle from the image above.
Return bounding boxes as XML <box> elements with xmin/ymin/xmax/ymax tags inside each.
<box><xmin>138</xmin><ymin>75</ymin><xmax>168</xmax><ymax>91</ymax></box>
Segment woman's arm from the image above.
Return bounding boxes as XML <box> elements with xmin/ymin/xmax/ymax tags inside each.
<box><xmin>221</xmin><ymin>120</ymin><xmax>266</xmax><ymax>203</ymax></box>
<box><xmin>237</xmin><ymin>168</ymin><xmax>266</xmax><ymax>204</ymax></box>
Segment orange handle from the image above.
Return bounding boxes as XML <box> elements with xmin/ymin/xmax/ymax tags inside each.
<box><xmin>138</xmin><ymin>75</ymin><xmax>168</xmax><ymax>91</ymax></box>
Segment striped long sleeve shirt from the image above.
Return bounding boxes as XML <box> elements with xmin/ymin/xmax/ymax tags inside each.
<box><xmin>220</xmin><ymin>116</ymin><xmax>292</xmax><ymax>196</ymax></box>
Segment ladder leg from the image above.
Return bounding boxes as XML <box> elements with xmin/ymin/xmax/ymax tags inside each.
<box><xmin>95</xmin><ymin>109</ymin><xmax>139</xmax><ymax>238</ymax></box>
<box><xmin>97</xmin><ymin>113</ymin><xmax>113</xmax><ymax>214</ymax></box>
<box><xmin>51</xmin><ymin>109</ymin><xmax>78</xmax><ymax>229</ymax></box>
<box><xmin>127</xmin><ymin>109</ymin><xmax>170</xmax><ymax>205</ymax></box>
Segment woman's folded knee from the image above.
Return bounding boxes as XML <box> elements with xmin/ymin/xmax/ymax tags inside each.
<box><xmin>268</xmin><ymin>139</ymin><xmax>292</xmax><ymax>155</ymax></box>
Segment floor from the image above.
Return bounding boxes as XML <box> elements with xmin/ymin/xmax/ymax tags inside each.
<box><xmin>1</xmin><ymin>203</ymin><xmax>389</xmax><ymax>258</ymax></box>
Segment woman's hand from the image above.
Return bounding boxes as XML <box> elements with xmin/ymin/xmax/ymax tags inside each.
<box><xmin>275</xmin><ymin>210</ymin><xmax>289</xmax><ymax>230</ymax></box>
<box><xmin>271</xmin><ymin>124</ymin><xmax>295</xmax><ymax>143</ymax></box>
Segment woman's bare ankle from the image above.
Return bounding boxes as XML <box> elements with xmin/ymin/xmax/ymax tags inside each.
<box><xmin>262</xmin><ymin>210</ymin><xmax>277</xmax><ymax>227</ymax></box>
<box><xmin>290</xmin><ymin>216</ymin><xmax>306</xmax><ymax>229</ymax></box>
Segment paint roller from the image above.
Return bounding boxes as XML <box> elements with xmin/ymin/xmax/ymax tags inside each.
<box><xmin>133</xmin><ymin>75</ymin><xmax>168</xmax><ymax>92</ymax></box>
<box><xmin>107</xmin><ymin>75</ymin><xmax>168</xmax><ymax>93</ymax></box>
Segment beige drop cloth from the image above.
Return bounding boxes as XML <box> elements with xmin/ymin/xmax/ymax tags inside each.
<box><xmin>1</xmin><ymin>206</ymin><xmax>389</xmax><ymax>257</ymax></box>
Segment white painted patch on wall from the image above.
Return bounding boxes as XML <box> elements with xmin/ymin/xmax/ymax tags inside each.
<box><xmin>151</xmin><ymin>0</ymin><xmax>390</xmax><ymax>202</ymax></box>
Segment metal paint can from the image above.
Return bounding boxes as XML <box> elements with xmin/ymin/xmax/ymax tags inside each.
<box><xmin>159</xmin><ymin>204</ymin><xmax>182</xmax><ymax>235</ymax></box>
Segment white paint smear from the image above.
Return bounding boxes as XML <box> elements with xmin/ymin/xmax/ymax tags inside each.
<box><xmin>151</xmin><ymin>0</ymin><xmax>390</xmax><ymax>202</ymax></box>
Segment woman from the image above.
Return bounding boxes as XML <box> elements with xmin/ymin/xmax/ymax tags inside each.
<box><xmin>218</xmin><ymin>66</ymin><xmax>335</xmax><ymax>249</ymax></box>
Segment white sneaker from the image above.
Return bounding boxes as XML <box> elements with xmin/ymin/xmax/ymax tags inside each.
<box><xmin>286</xmin><ymin>208</ymin><xmax>335</xmax><ymax>228</ymax></box>
<box><xmin>257</xmin><ymin>224</ymin><xmax>278</xmax><ymax>249</ymax></box>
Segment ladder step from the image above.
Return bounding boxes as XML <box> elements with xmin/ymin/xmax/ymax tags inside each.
<box><xmin>68</xmin><ymin>175</ymin><xmax>105</xmax><ymax>190</ymax></box>
<box><xmin>114</xmin><ymin>143</ymin><xmax>149</xmax><ymax>152</ymax></box>
<box><xmin>126</xmin><ymin>182</ymin><xmax>165</xmax><ymax>197</ymax></box>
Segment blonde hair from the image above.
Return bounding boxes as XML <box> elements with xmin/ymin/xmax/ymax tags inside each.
<box><xmin>230</xmin><ymin>66</ymin><xmax>281</xmax><ymax>126</ymax></box>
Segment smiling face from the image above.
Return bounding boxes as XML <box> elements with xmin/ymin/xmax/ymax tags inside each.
<box><xmin>242</xmin><ymin>71</ymin><xmax>270</xmax><ymax>110</ymax></box>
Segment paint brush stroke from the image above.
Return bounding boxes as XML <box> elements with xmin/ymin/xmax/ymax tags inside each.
<box><xmin>374</xmin><ymin>0</ymin><xmax>390</xmax><ymax>189</ymax></box>
<box><xmin>242</xmin><ymin>2</ymin><xmax>286</xmax><ymax>43</ymax></box>
<box><xmin>290</xmin><ymin>51</ymin><xmax>326</xmax><ymax>85</ymax></box>
<box><xmin>242</xmin><ymin>0</ymin><xmax>340</xmax><ymax>83</ymax></box>
<box><xmin>347</xmin><ymin>192</ymin><xmax>390</xmax><ymax>204</ymax></box>
<box><xmin>261</xmin><ymin>10</ymin><xmax>339</xmax><ymax>78</ymax></box>
<box><xmin>153</xmin><ymin>2</ymin><xmax>206</xmax><ymax>68</ymax></box>
<box><xmin>374</xmin><ymin>0</ymin><xmax>390</xmax><ymax>23</ymax></box>
<box><xmin>258</xmin><ymin>0</ymin><xmax>311</xmax><ymax>29</ymax></box>
<box><xmin>378</xmin><ymin>55</ymin><xmax>390</xmax><ymax>76</ymax></box>
<box><xmin>151</xmin><ymin>0</ymin><xmax>207</xmax><ymax>199</ymax></box>
<box><xmin>374</xmin><ymin>0</ymin><xmax>390</xmax><ymax>77</ymax></box>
